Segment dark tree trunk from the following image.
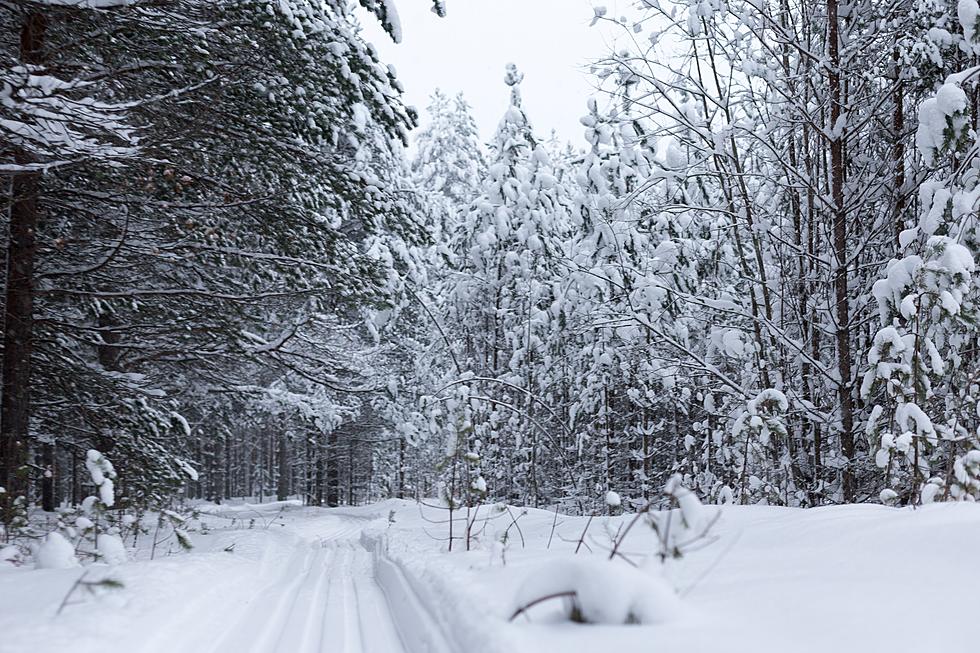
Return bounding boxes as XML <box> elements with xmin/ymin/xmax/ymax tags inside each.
<box><xmin>397</xmin><ymin>436</ymin><xmax>405</xmax><ymax>499</ymax></box>
<box><xmin>70</xmin><ymin>452</ymin><xmax>80</xmax><ymax>505</ymax></box>
<box><xmin>40</xmin><ymin>442</ymin><xmax>54</xmax><ymax>511</ymax></box>
<box><xmin>892</xmin><ymin>48</ymin><xmax>906</xmax><ymax>250</ymax></box>
<box><xmin>827</xmin><ymin>0</ymin><xmax>855</xmax><ymax>501</ymax></box>
<box><xmin>276</xmin><ymin>427</ymin><xmax>289</xmax><ymax>501</ymax></box>
<box><xmin>325</xmin><ymin>429</ymin><xmax>339</xmax><ymax>507</ymax></box>
<box><xmin>223</xmin><ymin>432</ymin><xmax>231</xmax><ymax>501</ymax></box>
<box><xmin>347</xmin><ymin>442</ymin><xmax>354</xmax><ymax>506</ymax></box>
<box><xmin>313</xmin><ymin>430</ymin><xmax>324</xmax><ymax>506</ymax></box>
<box><xmin>1</xmin><ymin>11</ymin><xmax>46</xmax><ymax>514</ymax></box>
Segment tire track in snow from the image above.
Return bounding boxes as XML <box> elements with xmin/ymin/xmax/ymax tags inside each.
<box><xmin>136</xmin><ymin>533</ymin><xmax>311</xmax><ymax>653</ymax></box>
<box><xmin>208</xmin><ymin>517</ymin><xmax>406</xmax><ymax>653</ymax></box>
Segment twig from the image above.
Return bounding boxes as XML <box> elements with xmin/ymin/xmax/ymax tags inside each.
<box><xmin>547</xmin><ymin>504</ymin><xmax>560</xmax><ymax>549</ymax></box>
<box><xmin>503</xmin><ymin>507</ymin><xmax>526</xmax><ymax>549</ymax></box>
<box><xmin>509</xmin><ymin>591</ymin><xmax>578</xmax><ymax>622</ymax></box>
<box><xmin>56</xmin><ymin>570</ymin><xmax>91</xmax><ymax>616</ymax></box>
<box><xmin>608</xmin><ymin>502</ymin><xmax>654</xmax><ymax>560</ymax></box>
<box><xmin>575</xmin><ymin>514</ymin><xmax>595</xmax><ymax>554</ymax></box>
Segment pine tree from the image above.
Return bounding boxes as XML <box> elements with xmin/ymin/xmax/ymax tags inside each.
<box><xmin>1</xmin><ymin>0</ymin><xmax>436</xmax><ymax>519</ymax></box>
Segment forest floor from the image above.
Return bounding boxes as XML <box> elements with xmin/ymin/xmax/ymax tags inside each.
<box><xmin>3</xmin><ymin>498</ymin><xmax>980</xmax><ymax>652</ymax></box>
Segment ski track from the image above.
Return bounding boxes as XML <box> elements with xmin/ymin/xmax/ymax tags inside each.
<box><xmin>177</xmin><ymin>516</ymin><xmax>405</xmax><ymax>653</ymax></box>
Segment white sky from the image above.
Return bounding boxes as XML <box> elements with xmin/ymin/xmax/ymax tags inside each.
<box><xmin>362</xmin><ymin>0</ymin><xmax>625</xmax><ymax>149</ymax></box>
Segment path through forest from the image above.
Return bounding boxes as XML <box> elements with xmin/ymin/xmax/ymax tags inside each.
<box><xmin>211</xmin><ymin>516</ymin><xmax>403</xmax><ymax>653</ymax></box>
<box><xmin>211</xmin><ymin>517</ymin><xmax>403</xmax><ymax>653</ymax></box>
<box><xmin>136</xmin><ymin>512</ymin><xmax>407</xmax><ymax>653</ymax></box>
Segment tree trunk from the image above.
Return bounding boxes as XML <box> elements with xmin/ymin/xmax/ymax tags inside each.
<box><xmin>1</xmin><ymin>11</ymin><xmax>46</xmax><ymax>514</ymax></box>
<box><xmin>892</xmin><ymin>48</ymin><xmax>906</xmax><ymax>249</ymax></box>
<box><xmin>313</xmin><ymin>430</ymin><xmax>324</xmax><ymax>506</ymax></box>
<box><xmin>325</xmin><ymin>429</ymin><xmax>339</xmax><ymax>507</ymax></box>
<box><xmin>346</xmin><ymin>442</ymin><xmax>354</xmax><ymax>506</ymax></box>
<box><xmin>276</xmin><ymin>427</ymin><xmax>289</xmax><ymax>501</ymax></box>
<box><xmin>40</xmin><ymin>441</ymin><xmax>54</xmax><ymax>511</ymax></box>
<box><xmin>397</xmin><ymin>436</ymin><xmax>405</xmax><ymax>499</ymax></box>
<box><xmin>827</xmin><ymin>0</ymin><xmax>855</xmax><ymax>501</ymax></box>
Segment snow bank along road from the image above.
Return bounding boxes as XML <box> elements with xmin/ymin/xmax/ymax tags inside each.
<box><xmin>0</xmin><ymin>506</ymin><xmax>444</xmax><ymax>653</ymax></box>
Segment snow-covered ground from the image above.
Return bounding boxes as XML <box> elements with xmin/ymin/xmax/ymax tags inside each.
<box><xmin>0</xmin><ymin>502</ymin><xmax>414</xmax><ymax>653</ymax></box>
<box><xmin>3</xmin><ymin>499</ymin><xmax>979</xmax><ymax>653</ymax></box>
<box><xmin>368</xmin><ymin>500</ymin><xmax>980</xmax><ymax>653</ymax></box>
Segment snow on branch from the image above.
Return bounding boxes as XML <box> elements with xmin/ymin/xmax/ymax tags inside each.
<box><xmin>1</xmin><ymin>66</ymin><xmax>136</xmax><ymax>161</ymax></box>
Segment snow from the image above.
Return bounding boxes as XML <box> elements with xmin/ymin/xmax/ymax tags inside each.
<box><xmin>98</xmin><ymin>481</ymin><xmax>115</xmax><ymax>508</ymax></box>
<box><xmin>176</xmin><ymin>458</ymin><xmax>199</xmax><ymax>482</ymax></box>
<box><xmin>0</xmin><ymin>66</ymin><xmax>136</xmax><ymax>161</ymax></box>
<box><xmin>381</xmin><ymin>0</ymin><xmax>403</xmax><ymax>43</ymax></box>
<box><xmin>96</xmin><ymin>534</ymin><xmax>128</xmax><ymax>566</ymax></box>
<box><xmin>896</xmin><ymin>402</ymin><xmax>935</xmax><ymax>439</ymax></box>
<box><xmin>665</xmin><ymin>474</ymin><xmax>709</xmax><ymax>531</ymax></box>
<box><xmin>8</xmin><ymin>6</ymin><xmax>980</xmax><ymax>652</ymax></box>
<box><xmin>81</xmin><ymin>495</ymin><xmax>98</xmax><ymax>514</ymax></box>
<box><xmin>36</xmin><ymin>0</ymin><xmax>134</xmax><ymax>6</ymax></box>
<box><xmin>351</xmin><ymin>101</ymin><xmax>370</xmax><ymax>133</ymax></box>
<box><xmin>960</xmin><ymin>0</ymin><xmax>980</xmax><ymax>45</ymax></box>
<box><xmin>195</xmin><ymin>498</ymin><xmax>302</xmax><ymax>518</ymax></box>
<box><xmin>171</xmin><ymin>412</ymin><xmax>192</xmax><ymax>437</ymax></box>
<box><xmin>368</xmin><ymin>499</ymin><xmax>980</xmax><ymax>653</ymax></box>
<box><xmin>85</xmin><ymin>450</ymin><xmax>109</xmax><ymax>485</ymax></box>
<box><xmin>916</xmin><ymin>82</ymin><xmax>968</xmax><ymax>163</ymax></box>
<box><xmin>512</xmin><ymin>558</ymin><xmax>685</xmax><ymax>625</ymax></box>
<box><xmin>33</xmin><ymin>532</ymin><xmax>79</xmax><ymax>570</ymax></box>
<box><xmin>936</xmin><ymin>237</ymin><xmax>975</xmax><ymax>280</ymax></box>
<box><xmin>0</xmin><ymin>546</ymin><xmax>21</xmax><ymax>566</ymax></box>
<box><xmin>590</xmin><ymin>5</ymin><xmax>608</xmax><ymax>27</ymax></box>
<box><xmin>85</xmin><ymin>449</ymin><xmax>116</xmax><ymax>507</ymax></box>
<box><xmin>921</xmin><ymin>480</ymin><xmax>943</xmax><ymax>503</ymax></box>
<box><xmin>747</xmin><ymin>388</ymin><xmax>788</xmax><ymax>414</ymax></box>
<box><xmin>871</xmin><ymin>255</ymin><xmax>922</xmax><ymax>322</ymax></box>
<box><xmin>4</xmin><ymin>505</ymin><xmax>408</xmax><ymax>653</ymax></box>
<box><xmin>5</xmin><ymin>500</ymin><xmax>980</xmax><ymax>652</ymax></box>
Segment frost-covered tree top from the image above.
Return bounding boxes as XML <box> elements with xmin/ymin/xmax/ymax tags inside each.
<box><xmin>413</xmin><ymin>89</ymin><xmax>487</xmax><ymax>210</ymax></box>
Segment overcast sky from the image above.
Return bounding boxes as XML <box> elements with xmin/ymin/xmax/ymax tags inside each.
<box><xmin>362</xmin><ymin>1</ymin><xmax>624</xmax><ymax>149</ymax></box>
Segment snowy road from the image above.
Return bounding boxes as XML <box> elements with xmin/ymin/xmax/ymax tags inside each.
<box><xmin>211</xmin><ymin>541</ymin><xmax>404</xmax><ymax>653</ymax></box>
<box><xmin>211</xmin><ymin>517</ymin><xmax>404</xmax><ymax>653</ymax></box>
<box><xmin>1</xmin><ymin>505</ymin><xmax>454</xmax><ymax>653</ymax></box>
<box><xmin>142</xmin><ymin>514</ymin><xmax>407</xmax><ymax>653</ymax></box>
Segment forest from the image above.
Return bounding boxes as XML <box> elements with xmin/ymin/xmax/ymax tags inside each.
<box><xmin>4</xmin><ymin>0</ymin><xmax>976</xmax><ymax>518</ymax></box>
<box><xmin>2</xmin><ymin>1</ymin><xmax>980</xmax><ymax>650</ymax></box>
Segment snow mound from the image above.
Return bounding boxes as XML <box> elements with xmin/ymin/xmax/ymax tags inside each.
<box><xmin>0</xmin><ymin>545</ymin><xmax>21</xmax><ymax>566</ymax></box>
<box><xmin>34</xmin><ymin>532</ymin><xmax>79</xmax><ymax>570</ymax></box>
<box><xmin>97</xmin><ymin>534</ymin><xmax>128</xmax><ymax>565</ymax></box>
<box><xmin>605</xmin><ymin>490</ymin><xmax>622</xmax><ymax>508</ymax></box>
<box><xmin>512</xmin><ymin>558</ymin><xmax>685</xmax><ymax>625</ymax></box>
<box><xmin>196</xmin><ymin>499</ymin><xmax>302</xmax><ymax>518</ymax></box>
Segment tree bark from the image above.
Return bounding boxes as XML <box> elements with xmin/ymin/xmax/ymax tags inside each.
<box><xmin>276</xmin><ymin>426</ymin><xmax>289</xmax><ymax>501</ymax></box>
<box><xmin>827</xmin><ymin>0</ymin><xmax>855</xmax><ymax>501</ymax></box>
<box><xmin>397</xmin><ymin>436</ymin><xmax>405</xmax><ymax>499</ymax></box>
<box><xmin>40</xmin><ymin>442</ymin><xmax>54</xmax><ymax>511</ymax></box>
<box><xmin>325</xmin><ymin>429</ymin><xmax>339</xmax><ymax>507</ymax></box>
<box><xmin>1</xmin><ymin>11</ymin><xmax>46</xmax><ymax>513</ymax></box>
<box><xmin>891</xmin><ymin>47</ymin><xmax>906</xmax><ymax>250</ymax></box>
